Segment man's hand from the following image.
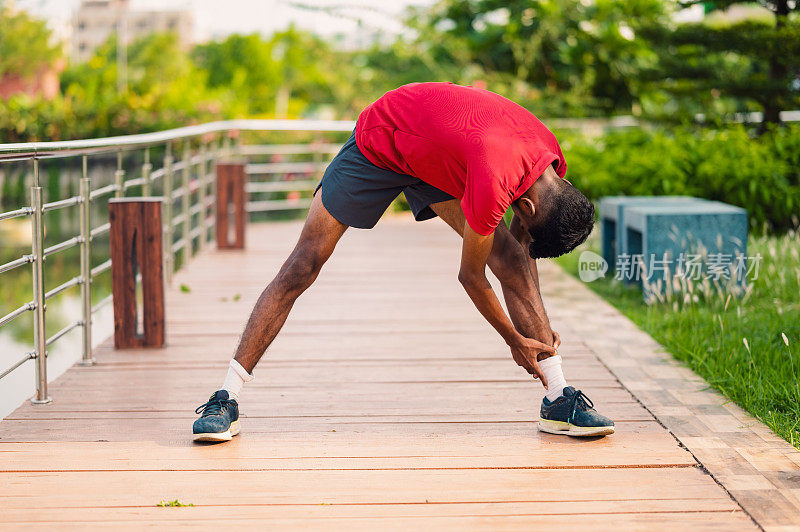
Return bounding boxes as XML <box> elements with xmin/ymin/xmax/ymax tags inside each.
<box><xmin>508</xmin><ymin>335</ymin><xmax>556</xmax><ymax>387</ymax></box>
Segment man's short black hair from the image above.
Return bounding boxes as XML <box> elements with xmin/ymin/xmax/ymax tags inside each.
<box><xmin>527</xmin><ymin>180</ymin><xmax>595</xmax><ymax>259</ymax></box>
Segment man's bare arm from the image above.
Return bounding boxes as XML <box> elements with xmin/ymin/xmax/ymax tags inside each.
<box><xmin>508</xmin><ymin>215</ymin><xmax>560</xmax><ymax>350</ymax></box>
<box><xmin>458</xmin><ymin>222</ymin><xmax>555</xmax><ymax>386</ymax></box>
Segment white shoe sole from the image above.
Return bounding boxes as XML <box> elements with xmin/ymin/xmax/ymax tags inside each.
<box><xmin>193</xmin><ymin>420</ymin><xmax>241</xmax><ymax>442</ymax></box>
<box><xmin>538</xmin><ymin>419</ymin><xmax>615</xmax><ymax>437</ymax></box>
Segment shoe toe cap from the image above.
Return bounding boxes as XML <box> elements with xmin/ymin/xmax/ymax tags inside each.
<box><xmin>193</xmin><ymin>416</ymin><xmax>228</xmax><ymax>434</ymax></box>
<box><xmin>576</xmin><ymin>409</ymin><xmax>615</xmax><ymax>428</ymax></box>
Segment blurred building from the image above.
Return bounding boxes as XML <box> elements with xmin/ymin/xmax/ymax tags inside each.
<box><xmin>71</xmin><ymin>0</ymin><xmax>193</xmax><ymax>62</ymax></box>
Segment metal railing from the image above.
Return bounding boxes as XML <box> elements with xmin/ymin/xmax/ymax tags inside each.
<box><xmin>0</xmin><ymin>119</ymin><xmax>353</xmax><ymax>403</ymax></box>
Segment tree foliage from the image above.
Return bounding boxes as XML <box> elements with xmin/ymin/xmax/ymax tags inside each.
<box><xmin>56</xmin><ymin>32</ymin><xmax>223</xmax><ymax>138</ymax></box>
<box><xmin>406</xmin><ymin>0</ymin><xmax>667</xmax><ymax>116</ymax></box>
<box><xmin>0</xmin><ymin>3</ymin><xmax>62</xmax><ymax>78</ymax></box>
<box><xmin>192</xmin><ymin>27</ymin><xmax>344</xmax><ymax>117</ymax></box>
<box><xmin>640</xmin><ymin>0</ymin><xmax>800</xmax><ymax>127</ymax></box>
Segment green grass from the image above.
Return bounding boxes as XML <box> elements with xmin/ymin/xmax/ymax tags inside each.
<box><xmin>555</xmin><ymin>230</ymin><xmax>800</xmax><ymax>448</ymax></box>
<box><xmin>157</xmin><ymin>499</ymin><xmax>194</xmax><ymax>507</ymax></box>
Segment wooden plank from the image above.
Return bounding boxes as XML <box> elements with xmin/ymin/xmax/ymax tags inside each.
<box><xmin>1</xmin><ymin>397</ymin><xmax>649</xmax><ymax>420</ymax></box>
<box><xmin>0</xmin><ymin>503</ymin><xmax>748</xmax><ymax>528</ymax></box>
<box><xmin>0</xmin><ymin>513</ymin><xmax>756</xmax><ymax>532</ymax></box>
<box><xmin>47</xmin><ymin>360</ymin><xmax>618</xmax><ymax>384</ymax></box>
<box><xmin>0</xmin><ymin>427</ymin><xmax>694</xmax><ymax>470</ymax></box>
<box><xmin>0</xmin><ymin>418</ymin><xmax>657</xmax><ymax>442</ymax></box>
<box><xmin>0</xmin><ymin>468</ymin><xmax>733</xmax><ymax>508</ymax></box>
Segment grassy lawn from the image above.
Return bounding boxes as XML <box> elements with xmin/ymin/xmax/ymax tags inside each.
<box><xmin>555</xmin><ymin>230</ymin><xmax>800</xmax><ymax>448</ymax></box>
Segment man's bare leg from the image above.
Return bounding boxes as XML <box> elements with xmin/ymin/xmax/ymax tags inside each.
<box><xmin>233</xmin><ymin>193</ymin><xmax>348</xmax><ymax>373</ymax></box>
<box><xmin>193</xmin><ymin>194</ymin><xmax>347</xmax><ymax>441</ymax></box>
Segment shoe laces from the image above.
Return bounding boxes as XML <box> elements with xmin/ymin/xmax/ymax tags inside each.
<box><xmin>566</xmin><ymin>389</ymin><xmax>594</xmax><ymax>425</ymax></box>
<box><xmin>195</xmin><ymin>396</ymin><xmax>235</xmax><ymax>417</ymax></box>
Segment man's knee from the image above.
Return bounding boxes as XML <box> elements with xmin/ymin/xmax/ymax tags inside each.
<box><xmin>280</xmin><ymin>242</ymin><xmax>328</xmax><ymax>296</ymax></box>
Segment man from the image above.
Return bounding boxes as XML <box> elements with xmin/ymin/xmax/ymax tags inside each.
<box><xmin>192</xmin><ymin>82</ymin><xmax>614</xmax><ymax>442</ymax></box>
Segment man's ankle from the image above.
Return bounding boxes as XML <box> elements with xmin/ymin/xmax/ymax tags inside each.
<box><xmin>221</xmin><ymin>359</ymin><xmax>254</xmax><ymax>400</ymax></box>
<box><xmin>539</xmin><ymin>354</ymin><xmax>567</xmax><ymax>402</ymax></box>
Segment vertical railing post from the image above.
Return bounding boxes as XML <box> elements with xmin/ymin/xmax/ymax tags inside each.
<box><xmin>114</xmin><ymin>150</ymin><xmax>125</xmax><ymax>198</ymax></box>
<box><xmin>222</xmin><ymin>134</ymin><xmax>232</xmax><ymax>159</ymax></box>
<box><xmin>142</xmin><ymin>147</ymin><xmax>152</xmax><ymax>196</ymax></box>
<box><xmin>30</xmin><ymin>158</ymin><xmax>51</xmax><ymax>404</ymax></box>
<box><xmin>313</xmin><ymin>135</ymin><xmax>323</xmax><ymax>180</ymax></box>
<box><xmin>233</xmin><ymin>130</ymin><xmax>242</xmax><ymax>156</ymax></box>
<box><xmin>163</xmin><ymin>142</ymin><xmax>174</xmax><ymax>284</ymax></box>
<box><xmin>207</xmin><ymin>139</ymin><xmax>216</xmax><ymax>246</ymax></box>
<box><xmin>198</xmin><ymin>140</ymin><xmax>208</xmax><ymax>251</ymax></box>
<box><xmin>79</xmin><ymin>155</ymin><xmax>95</xmax><ymax>366</ymax></box>
<box><xmin>181</xmin><ymin>141</ymin><xmax>191</xmax><ymax>265</ymax></box>
<box><xmin>211</xmin><ymin>137</ymin><xmax>224</xmax><ymax>244</ymax></box>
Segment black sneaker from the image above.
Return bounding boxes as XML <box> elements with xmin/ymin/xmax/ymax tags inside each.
<box><xmin>193</xmin><ymin>390</ymin><xmax>240</xmax><ymax>442</ymax></box>
<box><xmin>539</xmin><ymin>386</ymin><xmax>615</xmax><ymax>437</ymax></box>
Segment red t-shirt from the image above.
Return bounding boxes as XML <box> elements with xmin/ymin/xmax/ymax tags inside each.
<box><xmin>355</xmin><ymin>82</ymin><xmax>566</xmax><ymax>235</ymax></box>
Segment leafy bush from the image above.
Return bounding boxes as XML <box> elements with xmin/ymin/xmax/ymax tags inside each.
<box><xmin>562</xmin><ymin>124</ymin><xmax>800</xmax><ymax>231</ymax></box>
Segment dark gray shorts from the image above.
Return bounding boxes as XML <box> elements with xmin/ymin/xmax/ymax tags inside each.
<box><xmin>314</xmin><ymin>132</ymin><xmax>455</xmax><ymax>229</ymax></box>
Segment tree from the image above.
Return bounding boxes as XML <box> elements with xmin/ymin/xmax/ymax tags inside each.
<box><xmin>192</xmin><ymin>27</ymin><xmax>344</xmax><ymax>118</ymax></box>
<box><xmin>406</xmin><ymin>0</ymin><xmax>667</xmax><ymax>116</ymax></box>
<box><xmin>0</xmin><ymin>3</ymin><xmax>61</xmax><ymax>78</ymax></box>
<box><xmin>641</xmin><ymin>1</ymin><xmax>800</xmax><ymax>129</ymax></box>
<box><xmin>191</xmin><ymin>33</ymin><xmax>280</xmax><ymax>115</ymax></box>
<box><xmin>343</xmin><ymin>37</ymin><xmax>464</xmax><ymax>115</ymax></box>
<box><xmin>60</xmin><ymin>32</ymin><xmax>224</xmax><ymax>137</ymax></box>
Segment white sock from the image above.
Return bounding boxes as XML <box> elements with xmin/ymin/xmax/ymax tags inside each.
<box><xmin>221</xmin><ymin>359</ymin><xmax>253</xmax><ymax>401</ymax></box>
<box><xmin>540</xmin><ymin>354</ymin><xmax>568</xmax><ymax>402</ymax></box>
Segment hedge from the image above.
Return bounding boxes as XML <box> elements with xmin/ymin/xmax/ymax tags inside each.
<box><xmin>560</xmin><ymin>124</ymin><xmax>800</xmax><ymax>232</ymax></box>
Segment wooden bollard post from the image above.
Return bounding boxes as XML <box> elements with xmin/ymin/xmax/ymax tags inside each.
<box><xmin>216</xmin><ymin>162</ymin><xmax>246</xmax><ymax>249</ymax></box>
<box><xmin>109</xmin><ymin>198</ymin><xmax>165</xmax><ymax>348</ymax></box>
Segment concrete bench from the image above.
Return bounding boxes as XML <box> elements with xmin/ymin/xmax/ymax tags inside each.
<box><xmin>622</xmin><ymin>201</ymin><xmax>747</xmax><ymax>289</ymax></box>
<box><xmin>598</xmin><ymin>196</ymin><xmax>707</xmax><ymax>271</ymax></box>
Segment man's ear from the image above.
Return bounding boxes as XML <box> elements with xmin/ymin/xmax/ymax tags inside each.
<box><xmin>518</xmin><ymin>197</ymin><xmax>535</xmax><ymax>218</ymax></box>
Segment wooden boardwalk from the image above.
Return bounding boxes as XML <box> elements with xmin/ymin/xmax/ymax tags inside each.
<box><xmin>0</xmin><ymin>217</ymin><xmax>761</xmax><ymax>529</ymax></box>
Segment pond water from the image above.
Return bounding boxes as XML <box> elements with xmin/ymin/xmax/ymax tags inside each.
<box><xmin>0</xmin><ymin>302</ymin><xmax>113</xmax><ymax>418</ymax></box>
<box><xmin>1</xmin><ymin>161</ymin><xmax>118</xmax><ymax>418</ymax></box>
